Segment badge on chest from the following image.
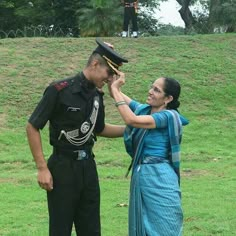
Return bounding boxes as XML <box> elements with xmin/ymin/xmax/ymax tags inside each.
<box><xmin>67</xmin><ymin>107</ymin><xmax>81</xmax><ymax>112</ymax></box>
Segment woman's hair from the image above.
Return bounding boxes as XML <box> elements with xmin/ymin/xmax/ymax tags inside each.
<box><xmin>163</xmin><ymin>77</ymin><xmax>181</xmax><ymax>110</ymax></box>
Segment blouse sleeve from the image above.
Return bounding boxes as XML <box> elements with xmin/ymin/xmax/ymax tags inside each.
<box><xmin>151</xmin><ymin>111</ymin><xmax>168</xmax><ymax>128</ymax></box>
<box><xmin>129</xmin><ymin>100</ymin><xmax>141</xmax><ymax>112</ymax></box>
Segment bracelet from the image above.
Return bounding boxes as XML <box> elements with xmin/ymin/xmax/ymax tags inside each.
<box><xmin>115</xmin><ymin>101</ymin><xmax>127</xmax><ymax>107</ymax></box>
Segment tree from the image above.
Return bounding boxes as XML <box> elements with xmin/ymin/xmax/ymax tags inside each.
<box><xmin>139</xmin><ymin>0</ymin><xmax>165</xmax><ymax>7</ymax></box>
<box><xmin>14</xmin><ymin>0</ymin><xmax>55</xmax><ymax>27</ymax></box>
<box><xmin>0</xmin><ymin>0</ymin><xmax>18</xmax><ymax>31</ymax></box>
<box><xmin>174</xmin><ymin>0</ymin><xmax>236</xmax><ymax>33</ymax></box>
<box><xmin>209</xmin><ymin>0</ymin><xmax>236</xmax><ymax>32</ymax></box>
<box><xmin>78</xmin><ymin>0</ymin><xmax>123</xmax><ymax>37</ymax></box>
<box><xmin>174</xmin><ymin>0</ymin><xmax>197</xmax><ymax>33</ymax></box>
<box><xmin>52</xmin><ymin>0</ymin><xmax>80</xmax><ymax>35</ymax></box>
<box><xmin>138</xmin><ymin>8</ymin><xmax>159</xmax><ymax>36</ymax></box>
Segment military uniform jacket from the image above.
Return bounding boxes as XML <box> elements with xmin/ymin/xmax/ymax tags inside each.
<box><xmin>29</xmin><ymin>72</ymin><xmax>105</xmax><ymax>150</ymax></box>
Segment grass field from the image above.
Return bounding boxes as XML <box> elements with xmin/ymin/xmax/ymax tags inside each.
<box><xmin>0</xmin><ymin>34</ymin><xmax>236</xmax><ymax>235</ymax></box>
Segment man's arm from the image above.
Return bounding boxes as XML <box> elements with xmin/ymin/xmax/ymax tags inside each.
<box><xmin>97</xmin><ymin>123</ymin><xmax>125</xmax><ymax>138</ymax></box>
<box><xmin>26</xmin><ymin>122</ymin><xmax>53</xmax><ymax>191</ymax></box>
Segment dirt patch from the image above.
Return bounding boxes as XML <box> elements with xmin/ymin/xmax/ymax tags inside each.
<box><xmin>0</xmin><ymin>178</ymin><xmax>17</xmax><ymax>184</ymax></box>
<box><xmin>0</xmin><ymin>113</ymin><xmax>6</xmax><ymax>128</ymax></box>
<box><xmin>182</xmin><ymin>169</ymin><xmax>210</xmax><ymax>177</ymax></box>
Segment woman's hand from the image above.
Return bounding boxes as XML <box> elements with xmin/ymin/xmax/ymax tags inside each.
<box><xmin>110</xmin><ymin>67</ymin><xmax>126</xmax><ymax>90</ymax></box>
<box><xmin>108</xmin><ymin>75</ymin><xmax>123</xmax><ymax>97</ymax></box>
<box><xmin>111</xmin><ymin>74</ymin><xmax>125</xmax><ymax>90</ymax></box>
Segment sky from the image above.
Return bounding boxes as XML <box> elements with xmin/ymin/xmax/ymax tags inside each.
<box><xmin>155</xmin><ymin>0</ymin><xmax>185</xmax><ymax>27</ymax></box>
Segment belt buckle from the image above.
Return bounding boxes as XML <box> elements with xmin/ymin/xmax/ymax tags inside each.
<box><xmin>73</xmin><ymin>150</ymin><xmax>87</xmax><ymax>160</ymax></box>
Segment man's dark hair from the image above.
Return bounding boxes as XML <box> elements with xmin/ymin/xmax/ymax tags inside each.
<box><xmin>87</xmin><ymin>53</ymin><xmax>108</xmax><ymax>67</ymax></box>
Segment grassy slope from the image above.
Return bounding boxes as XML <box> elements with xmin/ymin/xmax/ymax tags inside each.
<box><xmin>0</xmin><ymin>34</ymin><xmax>236</xmax><ymax>235</ymax></box>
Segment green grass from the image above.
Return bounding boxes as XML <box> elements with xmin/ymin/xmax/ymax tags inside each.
<box><xmin>0</xmin><ymin>34</ymin><xmax>236</xmax><ymax>235</ymax></box>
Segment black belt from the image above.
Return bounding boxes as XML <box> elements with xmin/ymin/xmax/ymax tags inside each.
<box><xmin>53</xmin><ymin>148</ymin><xmax>94</xmax><ymax>161</ymax></box>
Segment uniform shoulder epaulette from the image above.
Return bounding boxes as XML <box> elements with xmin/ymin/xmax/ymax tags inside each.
<box><xmin>53</xmin><ymin>80</ymin><xmax>69</xmax><ymax>91</ymax></box>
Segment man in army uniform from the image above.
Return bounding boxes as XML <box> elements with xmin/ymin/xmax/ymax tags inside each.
<box><xmin>26</xmin><ymin>38</ymin><xmax>128</xmax><ymax>236</ymax></box>
<box><xmin>121</xmin><ymin>0</ymin><xmax>139</xmax><ymax>38</ymax></box>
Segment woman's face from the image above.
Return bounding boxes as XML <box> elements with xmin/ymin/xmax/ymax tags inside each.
<box><xmin>146</xmin><ymin>77</ymin><xmax>171</xmax><ymax>110</ymax></box>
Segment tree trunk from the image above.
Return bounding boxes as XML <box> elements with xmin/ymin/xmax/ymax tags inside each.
<box><xmin>207</xmin><ymin>0</ymin><xmax>219</xmax><ymax>32</ymax></box>
<box><xmin>175</xmin><ymin>0</ymin><xmax>195</xmax><ymax>34</ymax></box>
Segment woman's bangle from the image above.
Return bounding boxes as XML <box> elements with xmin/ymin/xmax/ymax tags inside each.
<box><xmin>115</xmin><ymin>101</ymin><xmax>127</xmax><ymax>107</ymax></box>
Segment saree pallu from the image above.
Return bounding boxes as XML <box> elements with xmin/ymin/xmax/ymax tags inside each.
<box><xmin>129</xmin><ymin>161</ymin><xmax>183</xmax><ymax>236</ymax></box>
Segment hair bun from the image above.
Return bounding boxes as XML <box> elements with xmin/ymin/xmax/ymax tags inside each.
<box><xmin>168</xmin><ymin>100</ymin><xmax>180</xmax><ymax>110</ymax></box>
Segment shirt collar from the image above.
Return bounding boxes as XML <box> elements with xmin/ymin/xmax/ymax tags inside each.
<box><xmin>72</xmin><ymin>72</ymin><xmax>96</xmax><ymax>94</ymax></box>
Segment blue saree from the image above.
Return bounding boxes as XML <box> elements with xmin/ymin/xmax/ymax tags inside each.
<box><xmin>124</xmin><ymin>101</ymin><xmax>188</xmax><ymax>236</ymax></box>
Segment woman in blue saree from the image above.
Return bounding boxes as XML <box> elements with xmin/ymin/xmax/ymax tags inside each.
<box><xmin>110</xmin><ymin>71</ymin><xmax>189</xmax><ymax>236</ymax></box>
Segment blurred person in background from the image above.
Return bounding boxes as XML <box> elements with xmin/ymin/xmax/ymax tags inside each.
<box><xmin>121</xmin><ymin>0</ymin><xmax>139</xmax><ymax>38</ymax></box>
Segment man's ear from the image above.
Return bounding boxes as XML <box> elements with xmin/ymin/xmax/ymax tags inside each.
<box><xmin>90</xmin><ymin>59</ymin><xmax>100</xmax><ymax>71</ymax></box>
<box><xmin>91</xmin><ymin>59</ymin><xmax>99</xmax><ymax>67</ymax></box>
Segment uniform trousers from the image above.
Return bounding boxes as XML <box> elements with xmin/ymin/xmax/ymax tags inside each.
<box><xmin>47</xmin><ymin>152</ymin><xmax>101</xmax><ymax>236</ymax></box>
<box><xmin>123</xmin><ymin>6</ymin><xmax>138</xmax><ymax>32</ymax></box>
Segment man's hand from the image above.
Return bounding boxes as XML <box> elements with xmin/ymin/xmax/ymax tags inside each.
<box><xmin>37</xmin><ymin>167</ymin><xmax>53</xmax><ymax>191</ymax></box>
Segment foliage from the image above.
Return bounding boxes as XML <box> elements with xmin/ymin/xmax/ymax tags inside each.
<box><xmin>192</xmin><ymin>12</ymin><xmax>210</xmax><ymax>34</ymax></box>
<box><xmin>0</xmin><ymin>0</ymin><xmax>16</xmax><ymax>30</ymax></box>
<box><xmin>0</xmin><ymin>0</ymin><xmax>14</xmax><ymax>8</ymax></box>
<box><xmin>78</xmin><ymin>0</ymin><xmax>123</xmax><ymax>37</ymax></box>
<box><xmin>52</xmin><ymin>0</ymin><xmax>80</xmax><ymax>35</ymax></box>
<box><xmin>14</xmin><ymin>0</ymin><xmax>55</xmax><ymax>27</ymax></box>
<box><xmin>191</xmin><ymin>1</ymin><xmax>211</xmax><ymax>34</ymax></box>
<box><xmin>188</xmin><ymin>0</ymin><xmax>236</xmax><ymax>33</ymax></box>
<box><xmin>210</xmin><ymin>0</ymin><xmax>236</xmax><ymax>32</ymax></box>
<box><xmin>138</xmin><ymin>8</ymin><xmax>159</xmax><ymax>36</ymax></box>
<box><xmin>156</xmin><ymin>23</ymin><xmax>185</xmax><ymax>35</ymax></box>
<box><xmin>1</xmin><ymin>0</ymin><xmax>236</xmax><ymax>37</ymax></box>
<box><xmin>139</xmin><ymin>0</ymin><xmax>164</xmax><ymax>8</ymax></box>
<box><xmin>0</xmin><ymin>0</ymin><xmax>81</xmax><ymax>36</ymax></box>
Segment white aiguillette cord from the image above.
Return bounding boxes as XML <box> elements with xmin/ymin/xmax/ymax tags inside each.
<box><xmin>58</xmin><ymin>96</ymin><xmax>99</xmax><ymax>146</ymax></box>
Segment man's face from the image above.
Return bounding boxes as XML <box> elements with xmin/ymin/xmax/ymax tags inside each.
<box><xmin>92</xmin><ymin>63</ymin><xmax>115</xmax><ymax>89</ymax></box>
